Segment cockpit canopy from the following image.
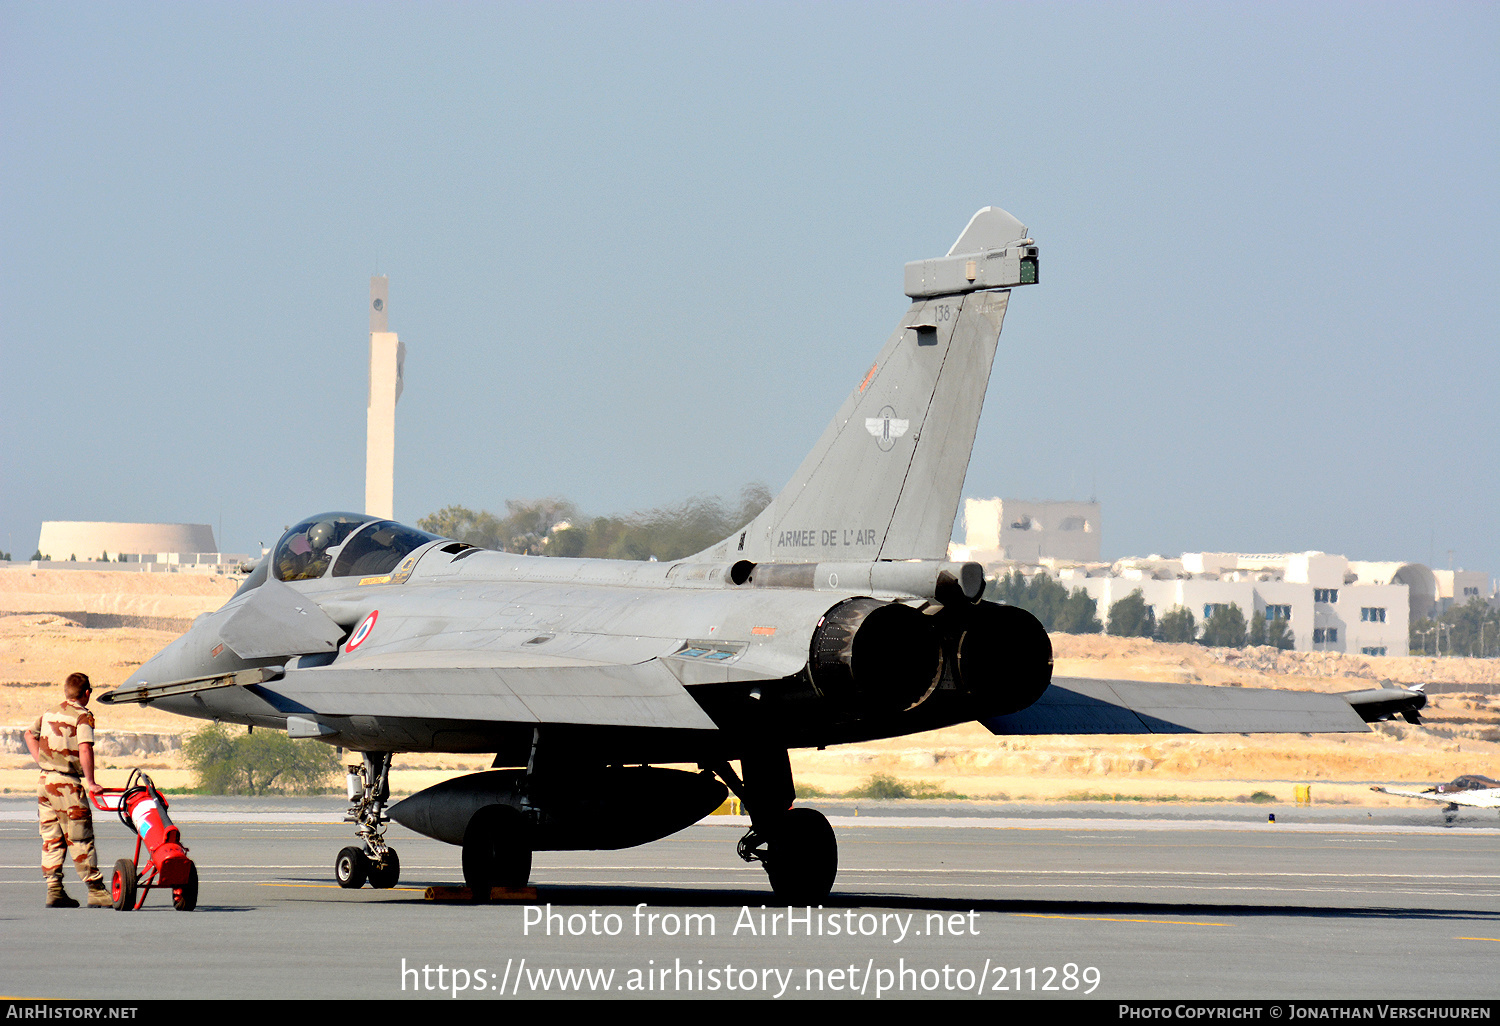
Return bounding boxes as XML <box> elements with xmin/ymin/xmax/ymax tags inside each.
<box><xmin>272</xmin><ymin>512</ymin><xmax>445</xmax><ymax>583</ymax></box>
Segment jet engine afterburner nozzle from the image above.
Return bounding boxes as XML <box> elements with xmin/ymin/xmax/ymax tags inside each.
<box><xmin>952</xmin><ymin>602</ymin><xmax>1053</xmax><ymax>716</ymax></box>
<box><xmin>809</xmin><ymin>598</ymin><xmax>942</xmax><ymax>713</ymax></box>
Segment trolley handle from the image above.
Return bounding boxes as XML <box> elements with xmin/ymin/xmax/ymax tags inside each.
<box><xmin>89</xmin><ymin>788</ymin><xmax>127</xmax><ymax>814</ymax></box>
<box><xmin>90</xmin><ymin>769</ymin><xmax>167</xmax><ymax>820</ymax></box>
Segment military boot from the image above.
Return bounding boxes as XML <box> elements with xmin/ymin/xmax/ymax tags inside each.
<box><xmin>87</xmin><ymin>880</ymin><xmax>111</xmax><ymax>908</ymax></box>
<box><xmin>45</xmin><ymin>878</ymin><xmax>79</xmax><ymax>909</ymax></box>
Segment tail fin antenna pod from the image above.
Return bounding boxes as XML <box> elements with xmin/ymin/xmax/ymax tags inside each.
<box><xmin>696</xmin><ymin>208</ymin><xmax>1038</xmax><ymax>565</ymax></box>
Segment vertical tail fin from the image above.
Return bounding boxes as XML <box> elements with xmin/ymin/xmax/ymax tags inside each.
<box><xmin>696</xmin><ymin>208</ymin><xmax>1038</xmax><ymax>565</ymax></box>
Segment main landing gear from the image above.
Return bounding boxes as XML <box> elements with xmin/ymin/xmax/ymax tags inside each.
<box><xmin>718</xmin><ymin>749</ymin><xmax>838</xmax><ymax>904</ymax></box>
<box><xmin>462</xmin><ymin>804</ymin><xmax>533</xmax><ymax>898</ymax></box>
<box><xmin>449</xmin><ymin>738</ymin><xmax>838</xmax><ymax>904</ymax></box>
<box><xmin>462</xmin><ymin>728</ymin><xmax>539</xmax><ymax>901</ymax></box>
<box><xmin>336</xmin><ymin>752</ymin><xmax>401</xmax><ymax>889</ymax></box>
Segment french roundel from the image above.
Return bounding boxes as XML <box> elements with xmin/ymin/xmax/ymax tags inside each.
<box><xmin>346</xmin><ymin>610</ymin><xmax>379</xmax><ymax>653</ymax></box>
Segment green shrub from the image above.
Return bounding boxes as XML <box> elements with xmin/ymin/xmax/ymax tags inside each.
<box><xmin>1107</xmin><ymin>589</ymin><xmax>1156</xmax><ymax>638</ymax></box>
<box><xmin>1157</xmin><ymin>606</ymin><xmax>1197</xmax><ymax>643</ymax></box>
<box><xmin>845</xmin><ymin>773</ymin><xmax>964</xmax><ymax>800</ymax></box>
<box><xmin>183</xmin><ymin>724</ymin><xmax>342</xmax><ymax>795</ymax></box>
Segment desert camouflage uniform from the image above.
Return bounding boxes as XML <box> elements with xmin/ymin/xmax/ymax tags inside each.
<box><xmin>29</xmin><ymin>701</ymin><xmax>104</xmax><ymax>886</ymax></box>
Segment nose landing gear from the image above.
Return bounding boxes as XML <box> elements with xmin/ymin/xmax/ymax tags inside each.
<box><xmin>336</xmin><ymin>752</ymin><xmax>401</xmax><ymax>889</ymax></box>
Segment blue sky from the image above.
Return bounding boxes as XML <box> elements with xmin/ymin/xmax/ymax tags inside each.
<box><xmin>2</xmin><ymin>2</ymin><xmax>1496</xmax><ymax>579</ymax></box>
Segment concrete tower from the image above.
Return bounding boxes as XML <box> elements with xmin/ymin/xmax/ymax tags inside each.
<box><xmin>365</xmin><ymin>276</ymin><xmax>405</xmax><ymax>520</ymax></box>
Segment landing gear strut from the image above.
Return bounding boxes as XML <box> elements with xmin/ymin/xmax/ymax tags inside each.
<box><xmin>717</xmin><ymin>749</ymin><xmax>838</xmax><ymax>904</ymax></box>
<box><xmin>337</xmin><ymin>752</ymin><xmax>400</xmax><ymax>889</ymax></box>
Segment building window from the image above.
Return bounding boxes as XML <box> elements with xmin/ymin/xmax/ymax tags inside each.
<box><xmin>1360</xmin><ymin>607</ymin><xmax>1386</xmax><ymax>623</ymax></box>
<box><xmin>1204</xmin><ymin>603</ymin><xmax>1229</xmax><ymax>620</ymax></box>
<box><xmin>1314</xmin><ymin>588</ymin><xmax>1339</xmax><ymax>604</ymax></box>
<box><xmin>1361</xmin><ymin>647</ymin><xmax>1387</xmax><ymax>656</ymax></box>
<box><xmin>1264</xmin><ymin>604</ymin><xmax>1291</xmax><ymax>621</ymax></box>
<box><xmin>1313</xmin><ymin>628</ymin><xmax>1340</xmax><ymax>644</ymax></box>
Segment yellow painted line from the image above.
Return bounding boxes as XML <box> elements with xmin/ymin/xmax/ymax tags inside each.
<box><xmin>1015</xmin><ymin>913</ymin><xmax>1222</xmax><ymax>927</ymax></box>
<box><xmin>1455</xmin><ymin>936</ymin><xmax>1500</xmax><ymax>943</ymax></box>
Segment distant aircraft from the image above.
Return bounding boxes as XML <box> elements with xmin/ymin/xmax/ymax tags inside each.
<box><xmin>1372</xmin><ymin>775</ymin><xmax>1500</xmax><ymax>819</ymax></box>
<box><xmin>102</xmin><ymin>208</ymin><xmax>1425</xmax><ymax>902</ymax></box>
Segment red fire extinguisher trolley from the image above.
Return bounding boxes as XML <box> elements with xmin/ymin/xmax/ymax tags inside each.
<box><xmin>90</xmin><ymin>768</ymin><xmax>198</xmax><ymax>911</ymax></box>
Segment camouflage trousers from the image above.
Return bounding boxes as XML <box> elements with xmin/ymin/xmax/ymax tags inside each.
<box><xmin>38</xmin><ymin>772</ymin><xmax>102</xmax><ymax>885</ymax></box>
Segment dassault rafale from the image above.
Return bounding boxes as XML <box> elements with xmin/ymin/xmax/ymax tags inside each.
<box><xmin>103</xmin><ymin>208</ymin><xmax>1425</xmax><ymax>902</ymax></box>
<box><xmin>1373</xmin><ymin>774</ymin><xmax>1500</xmax><ymax>820</ymax></box>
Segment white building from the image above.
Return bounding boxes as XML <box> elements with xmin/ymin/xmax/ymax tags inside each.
<box><xmin>1056</xmin><ymin>551</ymin><xmax>1410</xmax><ymax>655</ymax></box>
<box><xmin>1434</xmin><ymin>569</ymin><xmax>1491</xmax><ymax>615</ymax></box>
<box><xmin>37</xmin><ymin>522</ymin><xmax>216</xmax><ymax>561</ymax></box>
<box><xmin>951</xmin><ymin>498</ymin><xmax>1100</xmax><ymax>565</ymax></box>
<box><xmin>30</xmin><ymin>522</ymin><xmax>252</xmax><ymax>572</ymax></box>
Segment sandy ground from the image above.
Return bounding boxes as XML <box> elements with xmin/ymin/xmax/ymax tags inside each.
<box><xmin>2</xmin><ymin>571</ymin><xmax>1497</xmax><ymax>804</ymax></box>
<box><xmin>0</xmin><ymin>566</ymin><xmax>236</xmax><ymax>623</ymax></box>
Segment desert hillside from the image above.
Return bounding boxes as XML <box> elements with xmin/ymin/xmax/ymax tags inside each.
<box><xmin>2</xmin><ymin>570</ymin><xmax>1496</xmax><ymax>803</ymax></box>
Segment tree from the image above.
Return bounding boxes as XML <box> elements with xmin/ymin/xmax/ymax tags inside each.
<box><xmin>546</xmin><ymin>525</ymin><xmax>587</xmax><ymax>558</ymax></box>
<box><xmin>1107</xmin><ymin>589</ymin><xmax>1156</xmax><ymax>638</ymax></box>
<box><xmin>1249</xmin><ymin>610</ymin><xmax>1266</xmax><ymax>646</ymax></box>
<box><xmin>989</xmin><ymin>570</ymin><xmax>1030</xmax><ymax>608</ymax></box>
<box><xmin>1264</xmin><ymin>614</ymin><xmax>1293</xmax><ymax>651</ymax></box>
<box><xmin>1055</xmin><ymin>588</ymin><xmax>1103</xmax><ymax>634</ymax></box>
<box><xmin>1158</xmin><ymin>606</ymin><xmax>1197</xmax><ymax>643</ymax></box>
<box><xmin>1200</xmin><ymin>603</ymin><xmax>1248</xmax><ymax>648</ymax></box>
<box><xmin>988</xmin><ymin>570</ymin><xmax>1071</xmax><ymax>630</ymax></box>
<box><xmin>416</xmin><ymin>505</ymin><xmax>505</xmax><ymax>549</ymax></box>
<box><xmin>499</xmin><ymin>497</ymin><xmax>580</xmax><ymax>554</ymax></box>
<box><xmin>1409</xmin><ymin>599</ymin><xmax>1500</xmax><ymax>658</ymax></box>
<box><xmin>183</xmin><ymin>724</ymin><xmax>342</xmax><ymax>795</ymax></box>
<box><xmin>417</xmin><ymin>484</ymin><xmax>772</xmax><ymax>563</ymax></box>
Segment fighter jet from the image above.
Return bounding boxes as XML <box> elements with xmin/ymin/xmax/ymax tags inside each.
<box><xmin>1372</xmin><ymin>775</ymin><xmax>1500</xmax><ymax>820</ymax></box>
<box><xmin>102</xmin><ymin>207</ymin><xmax>1424</xmax><ymax>902</ymax></box>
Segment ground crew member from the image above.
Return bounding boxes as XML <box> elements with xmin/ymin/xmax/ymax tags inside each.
<box><xmin>25</xmin><ymin>672</ymin><xmax>110</xmax><ymax>908</ymax></box>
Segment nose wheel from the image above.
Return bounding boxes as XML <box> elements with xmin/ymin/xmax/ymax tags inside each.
<box><xmin>336</xmin><ymin>752</ymin><xmax>401</xmax><ymax>889</ymax></box>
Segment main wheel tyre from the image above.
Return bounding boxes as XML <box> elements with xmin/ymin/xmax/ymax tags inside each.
<box><xmin>764</xmin><ymin>808</ymin><xmax>838</xmax><ymax>904</ymax></box>
<box><xmin>335</xmin><ymin>846</ymin><xmax>369</xmax><ymax>889</ymax></box>
<box><xmin>368</xmin><ymin>848</ymin><xmax>401</xmax><ymax>889</ymax></box>
<box><xmin>173</xmin><ymin>862</ymin><xmax>198</xmax><ymax>911</ymax></box>
<box><xmin>111</xmin><ymin>859</ymin><xmax>137</xmax><ymax>911</ymax></box>
<box><xmin>462</xmin><ymin>805</ymin><xmax>532</xmax><ymax>901</ymax></box>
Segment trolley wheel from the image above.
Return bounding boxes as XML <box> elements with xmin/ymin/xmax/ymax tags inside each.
<box><xmin>173</xmin><ymin>862</ymin><xmax>198</xmax><ymax>912</ymax></box>
<box><xmin>368</xmin><ymin>848</ymin><xmax>400</xmax><ymax>889</ymax></box>
<box><xmin>111</xmin><ymin>859</ymin><xmax>137</xmax><ymax>911</ymax></box>
<box><xmin>335</xmin><ymin>846</ymin><xmax>369</xmax><ymax>889</ymax></box>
